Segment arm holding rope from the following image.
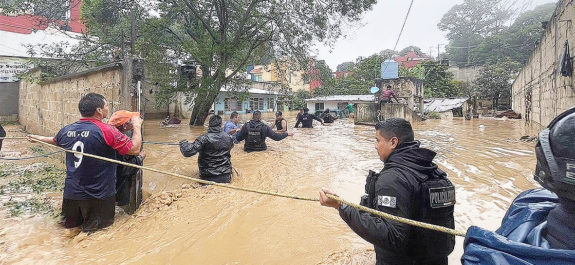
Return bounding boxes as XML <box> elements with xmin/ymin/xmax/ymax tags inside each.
<box><xmin>179</xmin><ymin>136</ymin><xmax>205</xmax><ymax>157</ymax></box>
<box><xmin>320</xmin><ymin>171</ymin><xmax>413</xmax><ymax>252</ymax></box>
<box><xmin>27</xmin><ymin>134</ymin><xmax>56</xmax><ymax>145</ymax></box>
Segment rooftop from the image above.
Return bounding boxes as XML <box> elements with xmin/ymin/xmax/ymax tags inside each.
<box><xmin>306</xmin><ymin>95</ymin><xmax>375</xmax><ymax>102</ymax></box>
<box><xmin>423</xmin><ymin>98</ymin><xmax>468</xmax><ymax>113</ymax></box>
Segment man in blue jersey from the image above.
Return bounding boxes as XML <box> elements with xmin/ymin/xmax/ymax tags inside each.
<box><xmin>28</xmin><ymin>93</ymin><xmax>143</xmax><ymax>232</ymax></box>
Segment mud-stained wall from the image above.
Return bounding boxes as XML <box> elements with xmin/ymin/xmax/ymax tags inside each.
<box><xmin>376</xmin><ymin>77</ymin><xmax>424</xmax><ymax>111</ymax></box>
<box><xmin>355</xmin><ymin>103</ymin><xmax>424</xmax><ymax>124</ymax></box>
<box><xmin>19</xmin><ymin>64</ymin><xmax>125</xmax><ymax>136</ymax></box>
<box><xmin>511</xmin><ymin>0</ymin><xmax>575</xmax><ymax>128</ymax></box>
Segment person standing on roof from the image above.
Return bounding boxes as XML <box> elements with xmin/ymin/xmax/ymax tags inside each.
<box><xmin>380</xmin><ymin>85</ymin><xmax>399</xmax><ymax>105</ymax></box>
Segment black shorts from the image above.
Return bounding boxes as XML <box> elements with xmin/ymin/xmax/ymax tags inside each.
<box><xmin>61</xmin><ymin>196</ymin><xmax>115</xmax><ymax>233</ymax></box>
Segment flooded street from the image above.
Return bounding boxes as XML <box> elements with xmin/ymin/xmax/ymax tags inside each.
<box><xmin>0</xmin><ymin>112</ymin><xmax>539</xmax><ymax>264</ymax></box>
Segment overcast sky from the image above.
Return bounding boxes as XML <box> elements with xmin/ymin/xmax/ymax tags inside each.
<box><xmin>315</xmin><ymin>0</ymin><xmax>558</xmax><ymax>70</ymax></box>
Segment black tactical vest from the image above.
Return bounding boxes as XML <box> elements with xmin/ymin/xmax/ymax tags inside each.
<box><xmin>246</xmin><ymin>121</ymin><xmax>266</xmax><ymax>151</ymax></box>
<box><xmin>362</xmin><ymin>164</ymin><xmax>456</xmax><ymax>262</ymax></box>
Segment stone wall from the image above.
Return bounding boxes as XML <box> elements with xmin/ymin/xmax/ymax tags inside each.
<box><xmin>19</xmin><ymin>63</ymin><xmax>125</xmax><ymax>136</ymax></box>
<box><xmin>376</xmin><ymin>77</ymin><xmax>424</xmax><ymax>112</ymax></box>
<box><xmin>511</xmin><ymin>0</ymin><xmax>575</xmax><ymax>128</ymax></box>
<box><xmin>355</xmin><ymin>103</ymin><xmax>424</xmax><ymax>125</ymax></box>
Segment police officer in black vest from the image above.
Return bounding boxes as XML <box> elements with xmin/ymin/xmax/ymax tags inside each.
<box><xmin>236</xmin><ymin>111</ymin><xmax>293</xmax><ymax>152</ymax></box>
<box><xmin>320</xmin><ymin>118</ymin><xmax>455</xmax><ymax>265</ymax></box>
<box><xmin>295</xmin><ymin>107</ymin><xmax>323</xmax><ymax>128</ymax></box>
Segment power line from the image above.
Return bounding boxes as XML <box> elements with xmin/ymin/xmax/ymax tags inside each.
<box><xmin>380</xmin><ymin>0</ymin><xmax>415</xmax><ymax>77</ymax></box>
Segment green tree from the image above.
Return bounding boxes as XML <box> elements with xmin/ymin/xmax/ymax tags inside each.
<box><xmin>146</xmin><ymin>0</ymin><xmax>377</xmax><ymax>125</ymax></box>
<box><xmin>470</xmin><ymin>3</ymin><xmax>555</xmax><ymax>67</ymax></box>
<box><xmin>292</xmin><ymin>90</ymin><xmax>311</xmax><ymax>109</ymax></box>
<box><xmin>399</xmin><ymin>46</ymin><xmax>424</xmax><ymax>56</ymax></box>
<box><xmin>473</xmin><ymin>59</ymin><xmax>520</xmax><ymax>108</ymax></box>
<box><xmin>336</xmin><ymin>61</ymin><xmax>355</xmax><ymax>72</ymax></box>
<box><xmin>420</xmin><ymin>61</ymin><xmax>457</xmax><ymax>98</ymax></box>
<box><xmin>438</xmin><ymin>0</ymin><xmax>511</xmax><ymax>65</ymax></box>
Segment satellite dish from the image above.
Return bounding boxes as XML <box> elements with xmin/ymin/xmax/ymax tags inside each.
<box><xmin>370</xmin><ymin>87</ymin><xmax>380</xmax><ymax>94</ymax></box>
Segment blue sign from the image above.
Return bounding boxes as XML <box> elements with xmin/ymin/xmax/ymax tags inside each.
<box><xmin>370</xmin><ymin>87</ymin><xmax>380</xmax><ymax>94</ymax></box>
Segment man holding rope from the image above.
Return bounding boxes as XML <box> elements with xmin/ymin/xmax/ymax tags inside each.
<box><xmin>28</xmin><ymin>93</ymin><xmax>143</xmax><ymax>232</ymax></box>
<box><xmin>320</xmin><ymin>118</ymin><xmax>455</xmax><ymax>265</ymax></box>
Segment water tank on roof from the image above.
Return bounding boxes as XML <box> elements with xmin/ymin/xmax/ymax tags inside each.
<box><xmin>381</xmin><ymin>59</ymin><xmax>398</xmax><ymax>79</ymax></box>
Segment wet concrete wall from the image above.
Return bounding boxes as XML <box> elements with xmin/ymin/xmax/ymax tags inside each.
<box><xmin>511</xmin><ymin>0</ymin><xmax>575</xmax><ymax>128</ymax></box>
<box><xmin>0</xmin><ymin>81</ymin><xmax>19</xmax><ymax>121</ymax></box>
<box><xmin>355</xmin><ymin>103</ymin><xmax>424</xmax><ymax>124</ymax></box>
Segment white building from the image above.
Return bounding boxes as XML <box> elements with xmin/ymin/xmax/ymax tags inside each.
<box><xmin>305</xmin><ymin>95</ymin><xmax>376</xmax><ymax>113</ymax></box>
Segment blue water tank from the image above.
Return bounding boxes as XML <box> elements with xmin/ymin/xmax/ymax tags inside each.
<box><xmin>381</xmin><ymin>59</ymin><xmax>398</xmax><ymax>79</ymax></box>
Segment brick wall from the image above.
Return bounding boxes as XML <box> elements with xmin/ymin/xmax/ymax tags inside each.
<box><xmin>512</xmin><ymin>0</ymin><xmax>575</xmax><ymax>128</ymax></box>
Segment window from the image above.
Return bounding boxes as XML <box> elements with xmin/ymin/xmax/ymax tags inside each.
<box><xmin>224</xmin><ymin>98</ymin><xmax>242</xmax><ymax>111</ymax></box>
<box><xmin>315</xmin><ymin>103</ymin><xmax>324</xmax><ymax>111</ymax></box>
<box><xmin>250</xmin><ymin>98</ymin><xmax>264</xmax><ymax>110</ymax></box>
<box><xmin>254</xmin><ymin>75</ymin><xmax>263</xmax><ymax>82</ymax></box>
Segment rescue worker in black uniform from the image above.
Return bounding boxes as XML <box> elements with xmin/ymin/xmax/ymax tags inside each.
<box><xmin>295</xmin><ymin>107</ymin><xmax>324</xmax><ymax>128</ymax></box>
<box><xmin>235</xmin><ymin>110</ymin><xmax>293</xmax><ymax>152</ymax></box>
<box><xmin>271</xmin><ymin>111</ymin><xmax>287</xmax><ymax>132</ymax></box>
<box><xmin>179</xmin><ymin>115</ymin><xmax>234</xmax><ymax>183</ymax></box>
<box><xmin>320</xmin><ymin>118</ymin><xmax>455</xmax><ymax>265</ymax></box>
<box><xmin>321</xmin><ymin>109</ymin><xmax>337</xmax><ymax>124</ymax></box>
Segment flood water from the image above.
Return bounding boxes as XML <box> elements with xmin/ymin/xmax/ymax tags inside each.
<box><xmin>0</xmin><ymin>112</ymin><xmax>539</xmax><ymax>264</ymax></box>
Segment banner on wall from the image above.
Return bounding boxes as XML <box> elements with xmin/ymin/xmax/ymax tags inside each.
<box><xmin>0</xmin><ymin>58</ymin><xmax>33</xmax><ymax>82</ymax></box>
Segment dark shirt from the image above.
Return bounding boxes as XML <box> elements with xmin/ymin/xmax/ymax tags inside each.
<box><xmin>235</xmin><ymin>120</ymin><xmax>288</xmax><ymax>152</ymax></box>
<box><xmin>0</xmin><ymin>123</ymin><xmax>5</xmax><ymax>151</ymax></box>
<box><xmin>295</xmin><ymin>113</ymin><xmax>323</xmax><ymax>128</ymax></box>
<box><xmin>180</xmin><ymin>126</ymin><xmax>234</xmax><ymax>179</ymax></box>
<box><xmin>274</xmin><ymin>118</ymin><xmax>287</xmax><ymax>131</ymax></box>
<box><xmin>55</xmin><ymin>118</ymin><xmax>133</xmax><ymax>200</ymax></box>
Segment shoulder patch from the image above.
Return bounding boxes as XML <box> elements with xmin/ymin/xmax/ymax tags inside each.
<box><xmin>377</xmin><ymin>195</ymin><xmax>397</xmax><ymax>208</ymax></box>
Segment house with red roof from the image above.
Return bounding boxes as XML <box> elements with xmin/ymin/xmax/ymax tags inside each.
<box><xmin>393</xmin><ymin>50</ymin><xmax>431</xmax><ymax>69</ymax></box>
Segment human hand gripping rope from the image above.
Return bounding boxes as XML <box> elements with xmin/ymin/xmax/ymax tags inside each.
<box><xmin>0</xmin><ymin>136</ymin><xmax>467</xmax><ymax>237</ymax></box>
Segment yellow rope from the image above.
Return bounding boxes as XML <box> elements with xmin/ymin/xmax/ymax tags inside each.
<box><xmin>325</xmin><ymin>194</ymin><xmax>467</xmax><ymax>237</ymax></box>
<box><xmin>31</xmin><ymin>139</ymin><xmax>319</xmax><ymax>202</ymax></box>
<box><xmin>0</xmin><ymin>137</ymin><xmax>27</xmax><ymax>140</ymax></box>
<box><xmin>4</xmin><ymin>136</ymin><xmax>469</xmax><ymax>237</ymax></box>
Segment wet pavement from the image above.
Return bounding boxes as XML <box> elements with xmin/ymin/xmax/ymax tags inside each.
<box><xmin>0</xmin><ymin>112</ymin><xmax>539</xmax><ymax>264</ymax></box>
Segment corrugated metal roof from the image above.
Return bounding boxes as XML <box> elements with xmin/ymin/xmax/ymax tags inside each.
<box><xmin>305</xmin><ymin>95</ymin><xmax>375</xmax><ymax>102</ymax></box>
<box><xmin>423</xmin><ymin>98</ymin><xmax>468</xmax><ymax>113</ymax></box>
<box><xmin>220</xmin><ymin>87</ymin><xmax>280</xmax><ymax>95</ymax></box>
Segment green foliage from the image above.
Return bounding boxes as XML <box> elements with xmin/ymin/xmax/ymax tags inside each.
<box><xmin>420</xmin><ymin>61</ymin><xmax>457</xmax><ymax>98</ymax></box>
<box><xmin>426</xmin><ymin>112</ymin><xmax>442</xmax><ymax>119</ymax></box>
<box><xmin>399</xmin><ymin>46</ymin><xmax>424</xmax><ymax>56</ymax></box>
<box><xmin>336</xmin><ymin>61</ymin><xmax>355</xmax><ymax>72</ymax></box>
<box><xmin>438</xmin><ymin>0</ymin><xmax>512</xmax><ymax>66</ymax></box>
<box><xmin>473</xmin><ymin>59</ymin><xmax>520</xmax><ymax>108</ymax></box>
<box><xmin>4</xmin><ymin>197</ymin><xmax>56</xmax><ymax>217</ymax></box>
<box><xmin>470</xmin><ymin>3</ymin><xmax>556</xmax><ymax>67</ymax></box>
<box><xmin>0</xmin><ymin>163</ymin><xmax>64</xmax><ymax>217</ymax></box>
<box><xmin>292</xmin><ymin>90</ymin><xmax>312</xmax><ymax>109</ymax></box>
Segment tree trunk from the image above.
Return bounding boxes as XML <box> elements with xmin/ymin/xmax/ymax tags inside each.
<box><xmin>189</xmin><ymin>80</ymin><xmax>222</xmax><ymax>126</ymax></box>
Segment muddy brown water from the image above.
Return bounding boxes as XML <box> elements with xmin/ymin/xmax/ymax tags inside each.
<box><xmin>0</xmin><ymin>112</ymin><xmax>539</xmax><ymax>264</ymax></box>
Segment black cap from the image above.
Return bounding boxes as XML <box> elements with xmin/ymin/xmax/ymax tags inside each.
<box><xmin>276</xmin><ymin>111</ymin><xmax>282</xmax><ymax>116</ymax></box>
